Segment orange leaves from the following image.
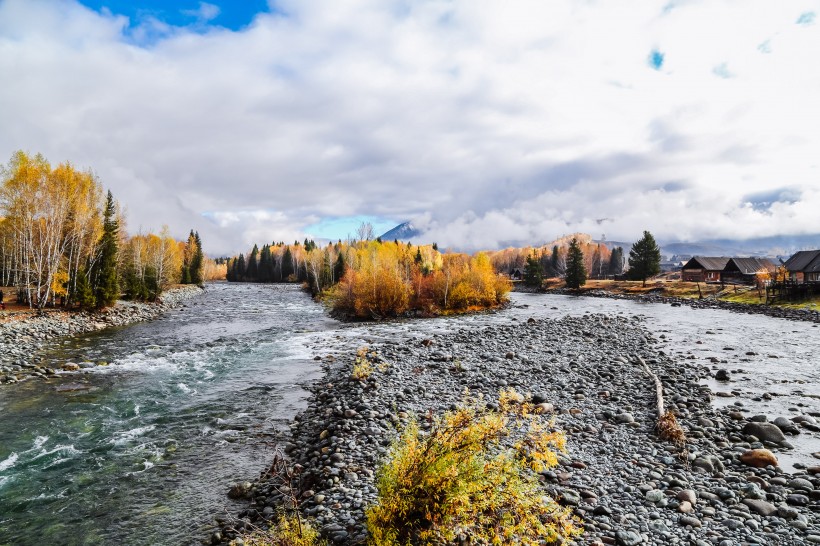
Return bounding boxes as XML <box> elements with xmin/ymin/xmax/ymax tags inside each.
<box><xmin>329</xmin><ymin>242</ymin><xmax>511</xmax><ymax>318</ymax></box>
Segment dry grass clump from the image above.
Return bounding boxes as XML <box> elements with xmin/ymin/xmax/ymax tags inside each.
<box><xmin>656</xmin><ymin>410</ymin><xmax>686</xmax><ymax>448</ymax></box>
<box><xmin>366</xmin><ymin>389</ymin><xmax>581</xmax><ymax>545</ymax></box>
<box><xmin>240</xmin><ymin>513</ymin><xmax>326</xmax><ymax>546</ymax></box>
<box><xmin>351</xmin><ymin>346</ymin><xmax>373</xmax><ymax>381</ymax></box>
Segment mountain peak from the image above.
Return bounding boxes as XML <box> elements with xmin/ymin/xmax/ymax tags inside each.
<box><xmin>379</xmin><ymin>222</ymin><xmax>421</xmax><ymax>241</ymax></box>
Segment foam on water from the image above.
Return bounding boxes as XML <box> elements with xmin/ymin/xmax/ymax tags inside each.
<box><xmin>0</xmin><ymin>452</ymin><xmax>19</xmax><ymax>472</ymax></box>
<box><xmin>112</xmin><ymin>425</ymin><xmax>157</xmax><ymax>446</ymax></box>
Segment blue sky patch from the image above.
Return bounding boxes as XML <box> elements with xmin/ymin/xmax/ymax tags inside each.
<box><xmin>712</xmin><ymin>62</ymin><xmax>733</xmax><ymax>79</ymax></box>
<box><xmin>304</xmin><ymin>215</ymin><xmax>397</xmax><ymax>242</ymax></box>
<box><xmin>796</xmin><ymin>11</ymin><xmax>816</xmax><ymax>25</ymax></box>
<box><xmin>648</xmin><ymin>49</ymin><xmax>664</xmax><ymax>70</ymax></box>
<box><xmin>78</xmin><ymin>0</ymin><xmax>270</xmax><ymax>32</ymax></box>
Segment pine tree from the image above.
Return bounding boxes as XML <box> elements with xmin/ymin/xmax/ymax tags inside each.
<box><xmin>281</xmin><ymin>247</ymin><xmax>294</xmax><ymax>280</ymax></box>
<box><xmin>73</xmin><ymin>266</ymin><xmax>96</xmax><ymax>310</ymax></box>
<box><xmin>608</xmin><ymin>247</ymin><xmax>624</xmax><ymax>276</ymax></box>
<box><xmin>334</xmin><ymin>251</ymin><xmax>346</xmax><ymax>283</ymax></box>
<box><xmin>564</xmin><ymin>238</ymin><xmax>587</xmax><ymax>290</ymax></box>
<box><xmin>237</xmin><ymin>253</ymin><xmax>246</xmax><ymax>282</ymax></box>
<box><xmin>523</xmin><ymin>253</ymin><xmax>543</xmax><ymax>287</ymax></box>
<box><xmin>93</xmin><ymin>190</ymin><xmax>119</xmax><ymax>308</ymax></box>
<box><xmin>247</xmin><ymin>244</ymin><xmax>259</xmax><ymax>281</ymax></box>
<box><xmin>190</xmin><ymin>231</ymin><xmax>204</xmax><ymax>285</ymax></box>
<box><xmin>628</xmin><ymin>231</ymin><xmax>661</xmax><ymax>286</ymax></box>
<box><xmin>550</xmin><ymin>245</ymin><xmax>560</xmax><ymax>277</ymax></box>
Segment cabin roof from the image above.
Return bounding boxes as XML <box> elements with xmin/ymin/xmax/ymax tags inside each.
<box><xmin>784</xmin><ymin>250</ymin><xmax>820</xmax><ymax>272</ymax></box>
<box><xmin>729</xmin><ymin>257</ymin><xmax>776</xmax><ymax>275</ymax></box>
<box><xmin>682</xmin><ymin>256</ymin><xmax>730</xmax><ymax>271</ymax></box>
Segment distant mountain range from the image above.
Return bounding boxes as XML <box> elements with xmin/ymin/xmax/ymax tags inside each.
<box><xmin>378</xmin><ymin>221</ymin><xmax>819</xmax><ymax>259</ymax></box>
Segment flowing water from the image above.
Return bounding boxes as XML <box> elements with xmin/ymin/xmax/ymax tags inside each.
<box><xmin>0</xmin><ymin>284</ymin><xmax>336</xmax><ymax>546</ymax></box>
<box><xmin>0</xmin><ymin>285</ymin><xmax>818</xmax><ymax>545</ymax></box>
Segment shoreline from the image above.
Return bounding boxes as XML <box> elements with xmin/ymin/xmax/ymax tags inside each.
<box><xmin>539</xmin><ymin>287</ymin><xmax>820</xmax><ymax>324</ymax></box>
<box><xmin>217</xmin><ymin>311</ymin><xmax>820</xmax><ymax>545</ymax></box>
<box><xmin>0</xmin><ymin>285</ymin><xmax>205</xmax><ymax>385</ymax></box>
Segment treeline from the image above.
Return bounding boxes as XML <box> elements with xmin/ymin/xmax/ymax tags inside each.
<box><xmin>0</xmin><ymin>151</ymin><xmax>213</xmax><ymax>310</ymax></box>
<box><xmin>227</xmin><ymin>238</ymin><xmax>511</xmax><ymax>319</ymax></box>
<box><xmin>490</xmin><ymin>231</ymin><xmax>661</xmax><ymax>289</ymax></box>
<box><xmin>488</xmin><ymin>233</ymin><xmax>624</xmax><ymax>285</ymax></box>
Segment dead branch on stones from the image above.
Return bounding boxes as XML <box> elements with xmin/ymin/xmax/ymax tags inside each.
<box><xmin>636</xmin><ymin>355</ymin><xmax>686</xmax><ymax>448</ymax></box>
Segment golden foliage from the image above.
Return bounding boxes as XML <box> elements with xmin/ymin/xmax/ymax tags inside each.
<box><xmin>366</xmin><ymin>390</ymin><xmax>580</xmax><ymax>545</ymax></box>
<box><xmin>329</xmin><ymin>242</ymin><xmax>511</xmax><ymax>319</ymax></box>
<box><xmin>240</xmin><ymin>512</ymin><xmax>326</xmax><ymax>546</ymax></box>
<box><xmin>351</xmin><ymin>346</ymin><xmax>374</xmax><ymax>381</ymax></box>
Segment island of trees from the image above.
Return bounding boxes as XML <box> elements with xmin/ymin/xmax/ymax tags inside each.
<box><xmin>0</xmin><ymin>151</ymin><xmax>220</xmax><ymax>310</ymax></box>
<box><xmin>226</xmin><ymin>235</ymin><xmax>511</xmax><ymax>319</ymax></box>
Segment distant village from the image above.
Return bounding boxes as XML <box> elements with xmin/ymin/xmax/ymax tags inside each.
<box><xmin>664</xmin><ymin>250</ymin><xmax>820</xmax><ymax>284</ymax></box>
<box><xmin>660</xmin><ymin>250</ymin><xmax>820</xmax><ymax>303</ymax></box>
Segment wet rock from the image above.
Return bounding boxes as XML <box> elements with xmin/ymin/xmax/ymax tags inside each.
<box><xmin>715</xmin><ymin>369</ymin><xmax>731</xmax><ymax>381</ymax></box>
<box><xmin>743</xmin><ymin>422</ymin><xmax>786</xmax><ymax>444</ymax></box>
<box><xmin>615</xmin><ymin>530</ymin><xmax>643</xmax><ymax>546</ymax></box>
<box><xmin>743</xmin><ymin>499</ymin><xmax>777</xmax><ymax>516</ymax></box>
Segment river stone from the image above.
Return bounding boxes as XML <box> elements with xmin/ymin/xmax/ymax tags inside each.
<box><xmin>677</xmin><ymin>489</ymin><xmax>697</xmax><ymax>504</ymax></box>
<box><xmin>615</xmin><ymin>412</ymin><xmax>634</xmax><ymax>424</ymax></box>
<box><xmin>743</xmin><ymin>498</ymin><xmax>777</xmax><ymax>516</ymax></box>
<box><xmin>559</xmin><ymin>488</ymin><xmax>581</xmax><ymax>506</ymax></box>
<box><xmin>679</xmin><ymin>515</ymin><xmax>701</xmax><ymax>528</ymax></box>
<box><xmin>615</xmin><ymin>530</ymin><xmax>643</xmax><ymax>546</ymax></box>
<box><xmin>228</xmin><ymin>481</ymin><xmax>253</xmax><ymax>499</ymax></box>
<box><xmin>715</xmin><ymin>369</ymin><xmax>731</xmax><ymax>381</ymax></box>
<box><xmin>743</xmin><ymin>422</ymin><xmax>786</xmax><ymax>443</ymax></box>
<box><xmin>645</xmin><ymin>489</ymin><xmax>664</xmax><ymax>503</ymax></box>
<box><xmin>740</xmin><ymin>449</ymin><xmax>778</xmax><ymax>468</ymax></box>
<box><xmin>789</xmin><ymin>478</ymin><xmax>813</xmax><ymax>491</ymax></box>
<box><xmin>773</xmin><ymin>416</ymin><xmax>800</xmax><ymax>435</ymax></box>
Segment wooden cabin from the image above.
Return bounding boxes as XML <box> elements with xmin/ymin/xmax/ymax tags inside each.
<box><xmin>784</xmin><ymin>250</ymin><xmax>820</xmax><ymax>283</ymax></box>
<box><xmin>722</xmin><ymin>257</ymin><xmax>776</xmax><ymax>284</ymax></box>
<box><xmin>681</xmin><ymin>257</ymin><xmax>728</xmax><ymax>283</ymax></box>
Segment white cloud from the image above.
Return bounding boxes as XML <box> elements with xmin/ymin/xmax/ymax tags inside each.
<box><xmin>182</xmin><ymin>2</ymin><xmax>220</xmax><ymax>23</ymax></box>
<box><xmin>0</xmin><ymin>0</ymin><xmax>819</xmax><ymax>255</ymax></box>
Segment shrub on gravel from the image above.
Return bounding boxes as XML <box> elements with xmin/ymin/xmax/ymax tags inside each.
<box><xmin>241</xmin><ymin>512</ymin><xmax>326</xmax><ymax>546</ymax></box>
<box><xmin>366</xmin><ymin>389</ymin><xmax>581</xmax><ymax>545</ymax></box>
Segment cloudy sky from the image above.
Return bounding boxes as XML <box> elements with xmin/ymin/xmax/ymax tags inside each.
<box><xmin>1</xmin><ymin>0</ymin><xmax>819</xmax><ymax>255</ymax></box>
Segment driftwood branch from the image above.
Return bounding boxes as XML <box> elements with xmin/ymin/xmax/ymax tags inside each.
<box><xmin>636</xmin><ymin>355</ymin><xmax>686</xmax><ymax>448</ymax></box>
<box><xmin>636</xmin><ymin>355</ymin><xmax>664</xmax><ymax>417</ymax></box>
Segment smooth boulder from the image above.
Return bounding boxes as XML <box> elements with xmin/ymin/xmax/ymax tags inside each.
<box><xmin>743</xmin><ymin>422</ymin><xmax>786</xmax><ymax>444</ymax></box>
<box><xmin>740</xmin><ymin>448</ymin><xmax>778</xmax><ymax>468</ymax></box>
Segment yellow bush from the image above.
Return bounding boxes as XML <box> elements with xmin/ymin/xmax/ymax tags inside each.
<box><xmin>366</xmin><ymin>390</ymin><xmax>580</xmax><ymax>545</ymax></box>
<box><xmin>240</xmin><ymin>512</ymin><xmax>326</xmax><ymax>546</ymax></box>
<box><xmin>351</xmin><ymin>347</ymin><xmax>374</xmax><ymax>380</ymax></box>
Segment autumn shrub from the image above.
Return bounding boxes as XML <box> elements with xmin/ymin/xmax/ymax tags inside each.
<box><xmin>351</xmin><ymin>346</ymin><xmax>374</xmax><ymax>380</ymax></box>
<box><xmin>366</xmin><ymin>389</ymin><xmax>580</xmax><ymax>545</ymax></box>
<box><xmin>328</xmin><ymin>244</ymin><xmax>510</xmax><ymax>318</ymax></box>
<box><xmin>241</xmin><ymin>512</ymin><xmax>326</xmax><ymax>546</ymax></box>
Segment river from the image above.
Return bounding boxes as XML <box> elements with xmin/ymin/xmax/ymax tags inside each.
<box><xmin>0</xmin><ymin>284</ymin><xmax>818</xmax><ymax>545</ymax></box>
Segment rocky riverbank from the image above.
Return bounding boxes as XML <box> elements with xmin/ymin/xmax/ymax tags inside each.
<box><xmin>546</xmin><ymin>287</ymin><xmax>820</xmax><ymax>324</ymax></box>
<box><xmin>0</xmin><ymin>285</ymin><xmax>204</xmax><ymax>384</ymax></box>
<box><xmin>219</xmin><ymin>313</ymin><xmax>820</xmax><ymax>545</ymax></box>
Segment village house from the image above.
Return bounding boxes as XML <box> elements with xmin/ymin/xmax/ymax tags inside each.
<box><xmin>680</xmin><ymin>257</ymin><xmax>728</xmax><ymax>282</ymax></box>
<box><xmin>783</xmin><ymin>250</ymin><xmax>820</xmax><ymax>283</ymax></box>
<box><xmin>681</xmin><ymin>256</ymin><xmax>776</xmax><ymax>284</ymax></box>
<box><xmin>721</xmin><ymin>257</ymin><xmax>777</xmax><ymax>284</ymax></box>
